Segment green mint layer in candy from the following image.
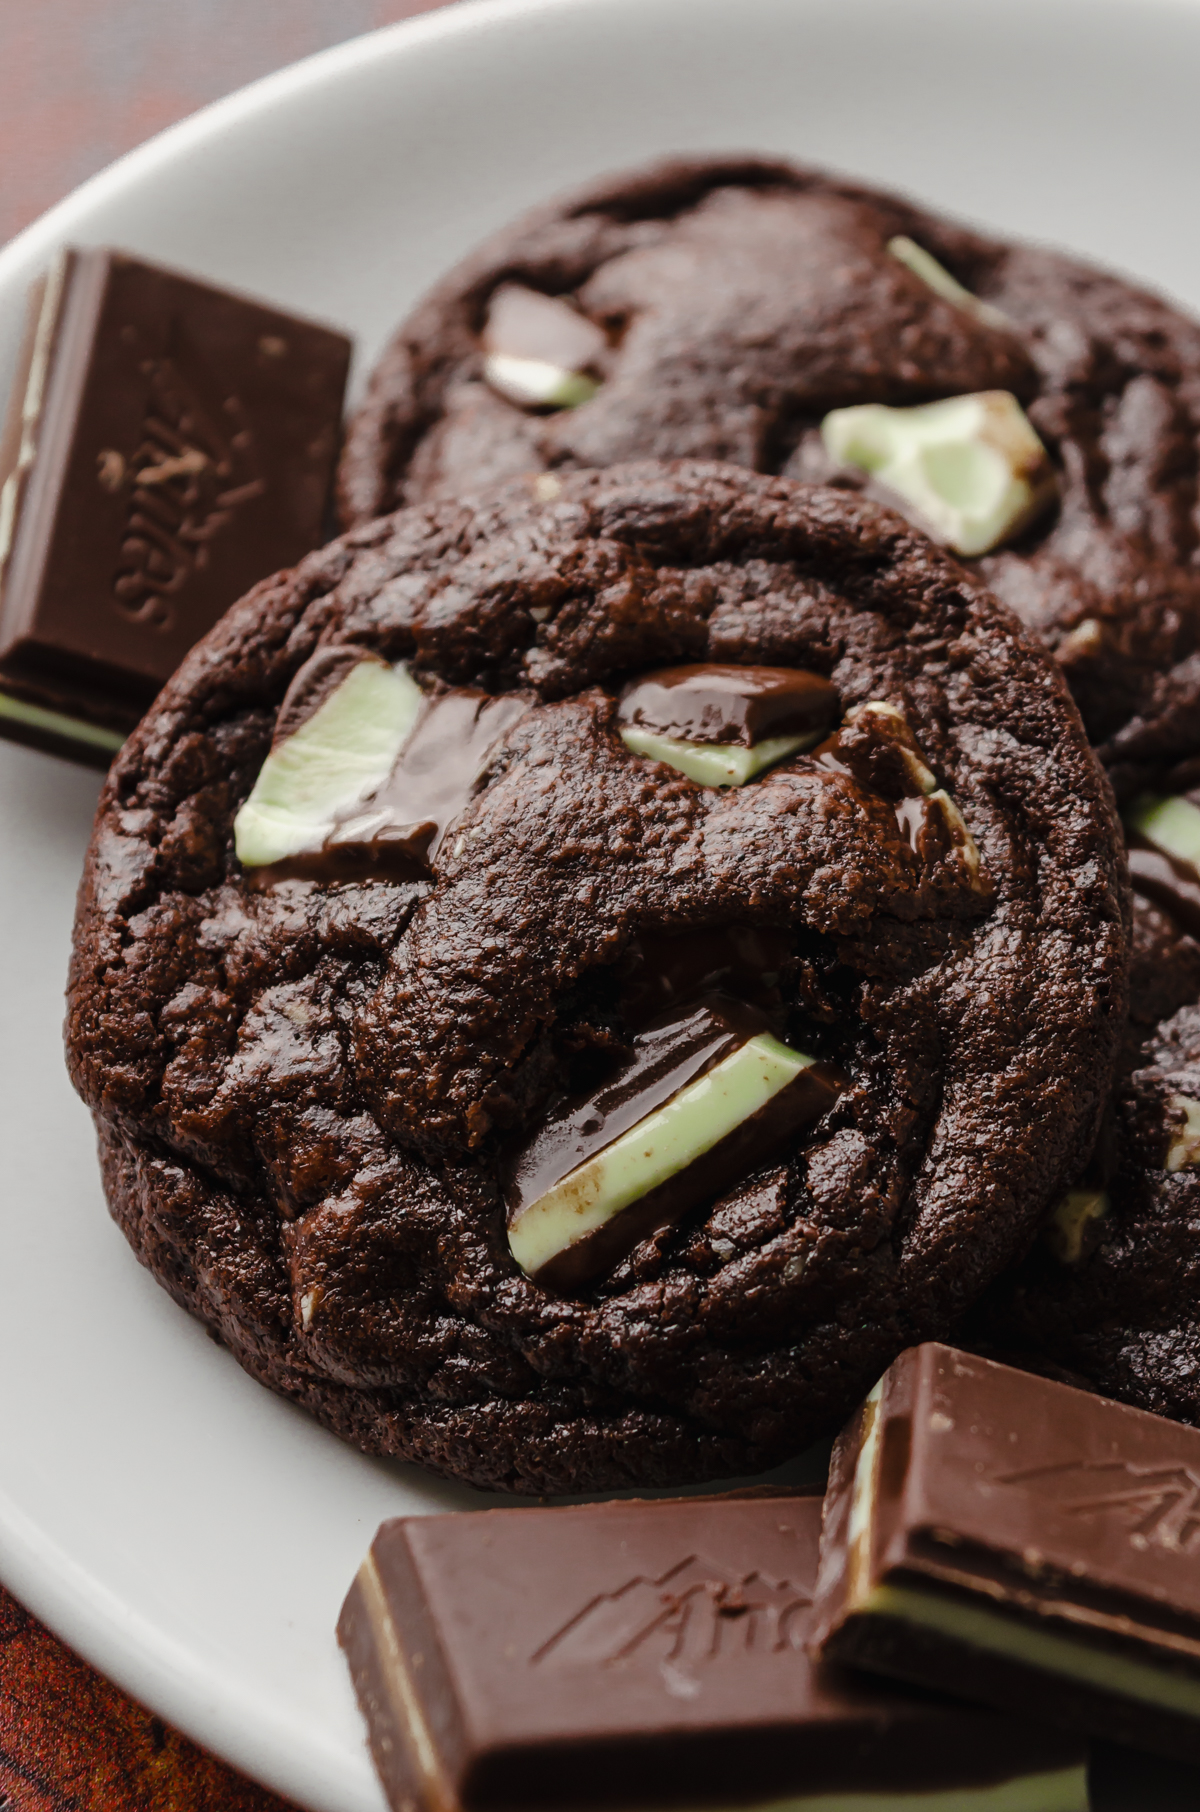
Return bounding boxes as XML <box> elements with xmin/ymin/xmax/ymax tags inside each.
<box><xmin>483</xmin><ymin>353</ymin><xmax>599</xmax><ymax>411</ymax></box>
<box><xmin>619</xmin><ymin>725</ymin><xmax>813</xmax><ymax>787</ymax></box>
<box><xmin>0</xmin><ymin>689</ymin><xmax>125</xmax><ymax>754</ymax></box>
<box><xmin>821</xmin><ymin>391</ymin><xmax>1056</xmax><ymax>558</ymax></box>
<box><xmin>234</xmin><ymin>661</ymin><xmax>423</xmax><ymax>867</ymax></box>
<box><xmin>1126</xmin><ymin>793</ymin><xmax>1200</xmax><ymax>876</ymax></box>
<box><xmin>508</xmin><ymin>1031</ymin><xmax>814</xmax><ymax>1280</ymax></box>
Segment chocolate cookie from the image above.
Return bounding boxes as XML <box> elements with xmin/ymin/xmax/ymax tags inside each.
<box><xmin>337</xmin><ymin>156</ymin><xmax>1200</xmax><ymax>751</ymax></box>
<box><xmin>973</xmin><ymin>716</ymin><xmax>1200</xmax><ymax>1422</ymax></box>
<box><xmin>66</xmin><ymin>462</ymin><xmax>1128</xmax><ymax>1494</ymax></box>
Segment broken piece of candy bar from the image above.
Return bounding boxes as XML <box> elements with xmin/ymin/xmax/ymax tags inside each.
<box><xmin>810</xmin><ymin>1341</ymin><xmax>1200</xmax><ymax>1764</ymax></box>
<box><xmin>0</xmin><ymin>248</ymin><xmax>350</xmax><ymax>766</ymax></box>
<box><xmin>338</xmin><ymin>1490</ymin><xmax>1088</xmax><ymax>1812</ymax></box>
<box><xmin>505</xmin><ymin>994</ymin><xmax>842</xmax><ymax>1291</ymax></box>
<box><xmin>233</xmin><ymin>646</ymin><xmax>532</xmax><ymax>882</ymax></box>
<box><xmin>482</xmin><ymin>282</ymin><xmax>605</xmax><ymax>409</ymax></box>
<box><xmin>618</xmin><ymin>663</ymin><xmax>839</xmax><ymax>787</ymax></box>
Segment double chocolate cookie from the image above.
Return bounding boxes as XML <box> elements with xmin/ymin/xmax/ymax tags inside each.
<box><xmin>338</xmin><ymin>155</ymin><xmax>1200</xmax><ymax>752</ymax></box>
<box><xmin>973</xmin><ymin>706</ymin><xmax>1200</xmax><ymax>1423</ymax></box>
<box><xmin>67</xmin><ymin>462</ymin><xmax>1128</xmax><ymax>1493</ymax></box>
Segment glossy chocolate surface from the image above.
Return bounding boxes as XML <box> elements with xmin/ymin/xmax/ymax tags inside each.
<box><xmin>0</xmin><ymin>247</ymin><xmax>350</xmax><ymax>764</ymax></box>
<box><xmin>811</xmin><ymin>1343</ymin><xmax>1200</xmax><ymax>1763</ymax></box>
<box><xmin>1127</xmin><ymin>842</ymin><xmax>1200</xmax><ymax>943</ymax></box>
<box><xmin>618</xmin><ymin>664</ymin><xmax>838</xmax><ymax>748</ymax></box>
<box><xmin>1126</xmin><ymin>794</ymin><xmax>1200</xmax><ymax>941</ymax></box>
<box><xmin>618</xmin><ymin>924</ymin><xmax>791</xmax><ymax>1028</ymax></box>
<box><xmin>337</xmin><ymin>1491</ymin><xmax>1083</xmax><ymax>1812</ymax></box>
<box><xmin>506</xmin><ymin>994</ymin><xmax>842</xmax><ymax>1293</ymax></box>
<box><xmin>254</xmin><ymin>676</ymin><xmax>533</xmax><ymax>884</ymax></box>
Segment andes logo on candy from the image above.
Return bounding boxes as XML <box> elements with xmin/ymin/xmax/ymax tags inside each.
<box><xmin>102</xmin><ymin>351</ymin><xmax>264</xmax><ymax>633</ymax></box>
<box><xmin>995</xmin><ymin>1459</ymin><xmax>1200</xmax><ymax>1555</ymax></box>
<box><xmin>532</xmin><ymin>1554</ymin><xmax>810</xmax><ymax>1672</ymax></box>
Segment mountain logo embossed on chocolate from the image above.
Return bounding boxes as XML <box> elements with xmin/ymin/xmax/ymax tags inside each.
<box><xmin>66</xmin><ymin>460</ymin><xmax>1128</xmax><ymax>1493</ymax></box>
<box><xmin>993</xmin><ymin>1460</ymin><xmax>1200</xmax><ymax>1555</ymax></box>
<box><xmin>533</xmin><ymin>1554</ymin><xmax>811</xmax><ymax>1668</ymax></box>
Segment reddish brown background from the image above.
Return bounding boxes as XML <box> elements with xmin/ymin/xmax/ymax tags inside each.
<box><xmin>0</xmin><ymin>1</ymin><xmax>443</xmax><ymax>246</ymax></box>
<box><xmin>0</xmin><ymin>7</ymin><xmax>441</xmax><ymax>1806</ymax></box>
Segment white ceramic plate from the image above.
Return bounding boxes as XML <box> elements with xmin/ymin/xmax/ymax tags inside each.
<box><xmin>3</xmin><ymin>1</ymin><xmax>1200</xmax><ymax>1806</ymax></box>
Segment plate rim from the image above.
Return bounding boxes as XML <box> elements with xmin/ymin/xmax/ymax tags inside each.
<box><xmin>4</xmin><ymin>0</ymin><xmax>1200</xmax><ymax>1806</ymax></box>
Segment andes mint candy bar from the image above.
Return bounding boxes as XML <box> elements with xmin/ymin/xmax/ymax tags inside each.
<box><xmin>810</xmin><ymin>1342</ymin><xmax>1200</xmax><ymax>1764</ymax></box>
<box><xmin>505</xmin><ymin>994</ymin><xmax>841</xmax><ymax>1292</ymax></box>
<box><xmin>618</xmin><ymin>664</ymin><xmax>839</xmax><ymax>748</ymax></box>
<box><xmin>234</xmin><ymin>645</ymin><xmax>533</xmax><ymax>882</ymax></box>
<box><xmin>337</xmin><ymin>1491</ymin><xmax>1088</xmax><ymax>1812</ymax></box>
<box><xmin>618</xmin><ymin>663</ymin><xmax>838</xmax><ymax>788</ymax></box>
<box><xmin>0</xmin><ymin>248</ymin><xmax>351</xmax><ymax>766</ymax></box>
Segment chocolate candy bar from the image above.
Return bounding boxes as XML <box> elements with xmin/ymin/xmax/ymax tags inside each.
<box><xmin>618</xmin><ymin>664</ymin><xmax>839</xmax><ymax>747</ymax></box>
<box><xmin>0</xmin><ymin>248</ymin><xmax>351</xmax><ymax>766</ymax></box>
<box><xmin>810</xmin><ymin>1342</ymin><xmax>1200</xmax><ymax>1764</ymax></box>
<box><xmin>338</xmin><ymin>1491</ymin><xmax>1087</xmax><ymax>1812</ymax></box>
<box><xmin>504</xmin><ymin>995</ymin><xmax>843</xmax><ymax>1292</ymax></box>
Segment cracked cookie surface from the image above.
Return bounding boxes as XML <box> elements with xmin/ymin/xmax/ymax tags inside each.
<box><xmin>67</xmin><ymin>462</ymin><xmax>1128</xmax><ymax>1493</ymax></box>
<box><xmin>338</xmin><ymin>155</ymin><xmax>1200</xmax><ymax>756</ymax></box>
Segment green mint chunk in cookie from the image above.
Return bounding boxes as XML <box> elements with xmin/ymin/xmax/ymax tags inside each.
<box><xmin>887</xmin><ymin>235</ymin><xmax>1012</xmax><ymax>331</ymax></box>
<box><xmin>821</xmin><ymin>391</ymin><xmax>1057</xmax><ymax>557</ymax></box>
<box><xmin>1126</xmin><ymin>794</ymin><xmax>1200</xmax><ymax>876</ymax></box>
<box><xmin>234</xmin><ymin>657</ymin><xmax>423</xmax><ymax>867</ymax></box>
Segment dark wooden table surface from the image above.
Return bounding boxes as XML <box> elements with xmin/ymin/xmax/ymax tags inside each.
<box><xmin>0</xmin><ymin>8</ymin><xmax>441</xmax><ymax>1806</ymax></box>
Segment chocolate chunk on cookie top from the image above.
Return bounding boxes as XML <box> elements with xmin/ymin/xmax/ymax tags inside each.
<box><xmin>66</xmin><ymin>462</ymin><xmax>1128</xmax><ymax>1494</ymax></box>
<box><xmin>338</xmin><ymin>155</ymin><xmax>1200</xmax><ymax>751</ymax></box>
<box><xmin>505</xmin><ymin>996</ymin><xmax>844</xmax><ymax>1293</ymax></box>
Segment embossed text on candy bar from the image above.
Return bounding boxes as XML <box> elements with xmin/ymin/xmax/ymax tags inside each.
<box><xmin>110</xmin><ymin>353</ymin><xmax>264</xmax><ymax>633</ymax></box>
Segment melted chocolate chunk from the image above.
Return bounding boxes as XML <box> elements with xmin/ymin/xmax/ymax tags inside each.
<box><xmin>618</xmin><ymin>663</ymin><xmax>838</xmax><ymax>748</ymax></box>
<box><xmin>506</xmin><ymin>994</ymin><xmax>842</xmax><ymax>1294</ymax></box>
<box><xmin>483</xmin><ymin>283</ymin><xmax>608</xmax><ymax>375</ymax></box>
<box><xmin>255</xmin><ymin>685</ymin><xmax>534</xmax><ymax>885</ymax></box>
<box><xmin>1127</xmin><ymin>841</ymin><xmax>1200</xmax><ymax>943</ymax></box>
<box><xmin>813</xmin><ymin>707</ymin><xmax>933</xmax><ymax>800</ymax></box>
